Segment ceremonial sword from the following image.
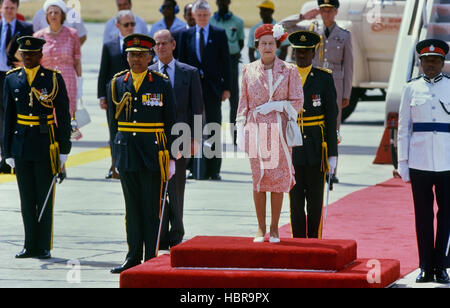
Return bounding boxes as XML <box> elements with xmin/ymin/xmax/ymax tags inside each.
<box><xmin>38</xmin><ymin>174</ymin><xmax>59</xmax><ymax>223</ymax></box>
<box><xmin>155</xmin><ymin>180</ymin><xmax>170</xmax><ymax>256</ymax></box>
<box><xmin>446</xmin><ymin>234</ymin><xmax>450</xmax><ymax>257</ymax></box>
<box><xmin>324</xmin><ymin>173</ymin><xmax>333</xmax><ymax>225</ymax></box>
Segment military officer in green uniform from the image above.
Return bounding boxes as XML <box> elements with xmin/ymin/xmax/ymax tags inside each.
<box><xmin>2</xmin><ymin>36</ymin><xmax>72</xmax><ymax>259</ymax></box>
<box><xmin>108</xmin><ymin>34</ymin><xmax>177</xmax><ymax>274</ymax></box>
<box><xmin>288</xmin><ymin>30</ymin><xmax>338</xmax><ymax>239</ymax></box>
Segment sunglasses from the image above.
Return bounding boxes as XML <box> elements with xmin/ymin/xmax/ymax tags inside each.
<box><xmin>120</xmin><ymin>22</ymin><xmax>136</xmax><ymax>28</ymax></box>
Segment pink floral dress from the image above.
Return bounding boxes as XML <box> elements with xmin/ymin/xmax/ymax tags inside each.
<box><xmin>34</xmin><ymin>26</ymin><xmax>81</xmax><ymax>117</ymax></box>
<box><xmin>237</xmin><ymin>57</ymin><xmax>304</xmax><ymax>193</ymax></box>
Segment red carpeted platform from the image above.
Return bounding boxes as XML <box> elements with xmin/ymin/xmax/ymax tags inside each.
<box><xmin>170</xmin><ymin>236</ymin><xmax>357</xmax><ymax>271</ymax></box>
<box><xmin>119</xmin><ymin>178</ymin><xmax>414</xmax><ymax>288</ymax></box>
<box><xmin>280</xmin><ymin>178</ymin><xmax>418</xmax><ymax>277</ymax></box>
<box><xmin>120</xmin><ymin>254</ymin><xmax>400</xmax><ymax>288</ymax></box>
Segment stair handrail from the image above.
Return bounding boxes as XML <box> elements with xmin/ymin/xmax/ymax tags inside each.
<box><xmin>385</xmin><ymin>0</ymin><xmax>430</xmax><ymax>116</ymax></box>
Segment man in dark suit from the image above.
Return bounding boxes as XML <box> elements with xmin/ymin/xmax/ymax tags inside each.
<box><xmin>108</xmin><ymin>34</ymin><xmax>177</xmax><ymax>274</ymax></box>
<box><xmin>97</xmin><ymin>10</ymin><xmax>135</xmax><ymax>179</ymax></box>
<box><xmin>150</xmin><ymin>29</ymin><xmax>203</xmax><ymax>249</ymax></box>
<box><xmin>178</xmin><ymin>0</ymin><xmax>230</xmax><ymax>180</ymax></box>
<box><xmin>288</xmin><ymin>31</ymin><xmax>338</xmax><ymax>239</ymax></box>
<box><xmin>3</xmin><ymin>36</ymin><xmax>72</xmax><ymax>259</ymax></box>
<box><xmin>0</xmin><ymin>0</ymin><xmax>33</xmax><ymax>174</ymax></box>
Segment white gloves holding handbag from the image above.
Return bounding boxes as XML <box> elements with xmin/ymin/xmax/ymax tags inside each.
<box><xmin>397</xmin><ymin>160</ymin><xmax>410</xmax><ymax>182</ymax></box>
<box><xmin>236</xmin><ymin>120</ymin><xmax>245</xmax><ymax>151</ymax></box>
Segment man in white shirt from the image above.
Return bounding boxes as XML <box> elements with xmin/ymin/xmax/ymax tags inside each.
<box><xmin>98</xmin><ymin>10</ymin><xmax>135</xmax><ymax>180</ymax></box>
<box><xmin>149</xmin><ymin>29</ymin><xmax>203</xmax><ymax>249</ymax></box>
<box><xmin>397</xmin><ymin>39</ymin><xmax>450</xmax><ymax>284</ymax></box>
<box><xmin>103</xmin><ymin>0</ymin><xmax>148</xmax><ymax>43</ymax></box>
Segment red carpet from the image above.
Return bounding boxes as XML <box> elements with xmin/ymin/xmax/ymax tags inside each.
<box><xmin>119</xmin><ymin>178</ymin><xmax>414</xmax><ymax>288</ymax></box>
<box><xmin>121</xmin><ymin>254</ymin><xmax>400</xmax><ymax>288</ymax></box>
<box><xmin>280</xmin><ymin>178</ymin><xmax>418</xmax><ymax>276</ymax></box>
<box><xmin>171</xmin><ymin>236</ymin><xmax>357</xmax><ymax>271</ymax></box>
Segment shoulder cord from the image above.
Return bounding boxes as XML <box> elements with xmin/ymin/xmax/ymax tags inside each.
<box><xmin>111</xmin><ymin>76</ymin><xmax>133</xmax><ymax>120</ymax></box>
<box><xmin>29</xmin><ymin>72</ymin><xmax>58</xmax><ymax>108</ymax></box>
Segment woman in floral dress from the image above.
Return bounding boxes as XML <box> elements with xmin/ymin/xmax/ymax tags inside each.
<box><xmin>34</xmin><ymin>0</ymin><xmax>81</xmax><ymax>120</ymax></box>
<box><xmin>236</xmin><ymin>24</ymin><xmax>304</xmax><ymax>243</ymax></box>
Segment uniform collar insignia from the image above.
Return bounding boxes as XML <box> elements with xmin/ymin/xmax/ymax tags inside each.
<box><xmin>423</xmin><ymin>73</ymin><xmax>443</xmax><ymax>84</ymax></box>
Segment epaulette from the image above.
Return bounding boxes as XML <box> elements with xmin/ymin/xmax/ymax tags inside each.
<box><xmin>46</xmin><ymin>68</ymin><xmax>61</xmax><ymax>74</ymax></box>
<box><xmin>113</xmin><ymin>70</ymin><xmax>129</xmax><ymax>79</ymax></box>
<box><xmin>151</xmin><ymin>70</ymin><xmax>169</xmax><ymax>80</ymax></box>
<box><xmin>316</xmin><ymin>67</ymin><xmax>332</xmax><ymax>74</ymax></box>
<box><xmin>407</xmin><ymin>75</ymin><xmax>422</xmax><ymax>83</ymax></box>
<box><xmin>6</xmin><ymin>67</ymin><xmax>21</xmax><ymax>75</ymax></box>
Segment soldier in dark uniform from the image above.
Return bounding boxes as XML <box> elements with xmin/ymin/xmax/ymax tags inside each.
<box><xmin>288</xmin><ymin>31</ymin><xmax>338</xmax><ymax>239</ymax></box>
<box><xmin>2</xmin><ymin>36</ymin><xmax>72</xmax><ymax>259</ymax></box>
<box><xmin>281</xmin><ymin>0</ymin><xmax>353</xmax><ymax>184</ymax></box>
<box><xmin>108</xmin><ymin>34</ymin><xmax>177</xmax><ymax>274</ymax></box>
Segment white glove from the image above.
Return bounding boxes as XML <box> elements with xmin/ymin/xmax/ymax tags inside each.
<box><xmin>60</xmin><ymin>154</ymin><xmax>69</xmax><ymax>167</ymax></box>
<box><xmin>76</xmin><ymin>76</ymin><xmax>83</xmax><ymax>100</ymax></box>
<box><xmin>398</xmin><ymin>160</ymin><xmax>410</xmax><ymax>182</ymax></box>
<box><xmin>168</xmin><ymin>160</ymin><xmax>176</xmax><ymax>180</ymax></box>
<box><xmin>6</xmin><ymin>158</ymin><xmax>15</xmax><ymax>169</ymax></box>
<box><xmin>236</xmin><ymin>121</ymin><xmax>245</xmax><ymax>151</ymax></box>
<box><xmin>328</xmin><ymin>156</ymin><xmax>337</xmax><ymax>175</ymax></box>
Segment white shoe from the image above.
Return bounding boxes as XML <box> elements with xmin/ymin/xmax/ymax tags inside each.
<box><xmin>253</xmin><ymin>236</ymin><xmax>264</xmax><ymax>243</ymax></box>
<box><xmin>269</xmin><ymin>236</ymin><xmax>280</xmax><ymax>243</ymax></box>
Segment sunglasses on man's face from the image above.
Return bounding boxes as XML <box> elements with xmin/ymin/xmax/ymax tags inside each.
<box><xmin>120</xmin><ymin>22</ymin><xmax>136</xmax><ymax>28</ymax></box>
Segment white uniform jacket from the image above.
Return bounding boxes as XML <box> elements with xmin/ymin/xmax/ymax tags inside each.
<box><xmin>397</xmin><ymin>73</ymin><xmax>450</xmax><ymax>172</ymax></box>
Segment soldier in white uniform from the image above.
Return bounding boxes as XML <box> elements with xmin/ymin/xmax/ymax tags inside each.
<box><xmin>397</xmin><ymin>39</ymin><xmax>450</xmax><ymax>284</ymax></box>
<box><xmin>281</xmin><ymin>0</ymin><xmax>353</xmax><ymax>183</ymax></box>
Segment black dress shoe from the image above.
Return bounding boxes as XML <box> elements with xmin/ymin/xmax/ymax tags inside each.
<box><xmin>38</xmin><ymin>250</ymin><xmax>52</xmax><ymax>259</ymax></box>
<box><xmin>105</xmin><ymin>169</ymin><xmax>114</xmax><ymax>179</ymax></box>
<box><xmin>106</xmin><ymin>169</ymin><xmax>120</xmax><ymax>180</ymax></box>
<box><xmin>210</xmin><ymin>174</ymin><xmax>222</xmax><ymax>181</ymax></box>
<box><xmin>110</xmin><ymin>258</ymin><xmax>141</xmax><ymax>274</ymax></box>
<box><xmin>416</xmin><ymin>269</ymin><xmax>435</xmax><ymax>283</ymax></box>
<box><xmin>331</xmin><ymin>175</ymin><xmax>339</xmax><ymax>184</ymax></box>
<box><xmin>435</xmin><ymin>268</ymin><xmax>450</xmax><ymax>284</ymax></box>
<box><xmin>15</xmin><ymin>248</ymin><xmax>38</xmax><ymax>259</ymax></box>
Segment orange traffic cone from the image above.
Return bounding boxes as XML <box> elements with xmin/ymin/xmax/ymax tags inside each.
<box><xmin>373</xmin><ymin>127</ymin><xmax>392</xmax><ymax>165</ymax></box>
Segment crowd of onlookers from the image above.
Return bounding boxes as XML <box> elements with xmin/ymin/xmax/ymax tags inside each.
<box><xmin>0</xmin><ymin>0</ymin><xmax>288</xmax><ymax>176</ymax></box>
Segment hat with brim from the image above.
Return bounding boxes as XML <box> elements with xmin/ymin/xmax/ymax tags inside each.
<box><xmin>288</xmin><ymin>31</ymin><xmax>321</xmax><ymax>49</ymax></box>
<box><xmin>17</xmin><ymin>36</ymin><xmax>46</xmax><ymax>52</ymax></box>
<box><xmin>416</xmin><ymin>39</ymin><xmax>449</xmax><ymax>59</ymax></box>
<box><xmin>318</xmin><ymin>0</ymin><xmax>339</xmax><ymax>9</ymax></box>
<box><xmin>257</xmin><ymin>0</ymin><xmax>275</xmax><ymax>11</ymax></box>
<box><xmin>43</xmin><ymin>0</ymin><xmax>67</xmax><ymax>13</ymax></box>
<box><xmin>124</xmin><ymin>34</ymin><xmax>156</xmax><ymax>52</ymax></box>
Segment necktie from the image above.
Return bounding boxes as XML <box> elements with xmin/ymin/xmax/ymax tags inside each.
<box><xmin>199</xmin><ymin>28</ymin><xmax>205</xmax><ymax>61</ymax></box>
<box><xmin>5</xmin><ymin>23</ymin><xmax>12</xmax><ymax>49</ymax></box>
<box><xmin>121</xmin><ymin>42</ymin><xmax>128</xmax><ymax>63</ymax></box>
<box><xmin>163</xmin><ymin>64</ymin><xmax>169</xmax><ymax>81</ymax></box>
<box><xmin>325</xmin><ymin>27</ymin><xmax>330</xmax><ymax>38</ymax></box>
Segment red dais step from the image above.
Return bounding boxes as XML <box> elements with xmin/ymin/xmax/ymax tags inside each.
<box><xmin>120</xmin><ymin>254</ymin><xmax>400</xmax><ymax>288</ymax></box>
<box><xmin>170</xmin><ymin>236</ymin><xmax>357</xmax><ymax>271</ymax></box>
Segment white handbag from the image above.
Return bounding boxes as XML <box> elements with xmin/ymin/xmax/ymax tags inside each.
<box><xmin>74</xmin><ymin>99</ymin><xmax>91</xmax><ymax>128</ymax></box>
<box><xmin>286</xmin><ymin>118</ymin><xmax>303</xmax><ymax>147</ymax></box>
